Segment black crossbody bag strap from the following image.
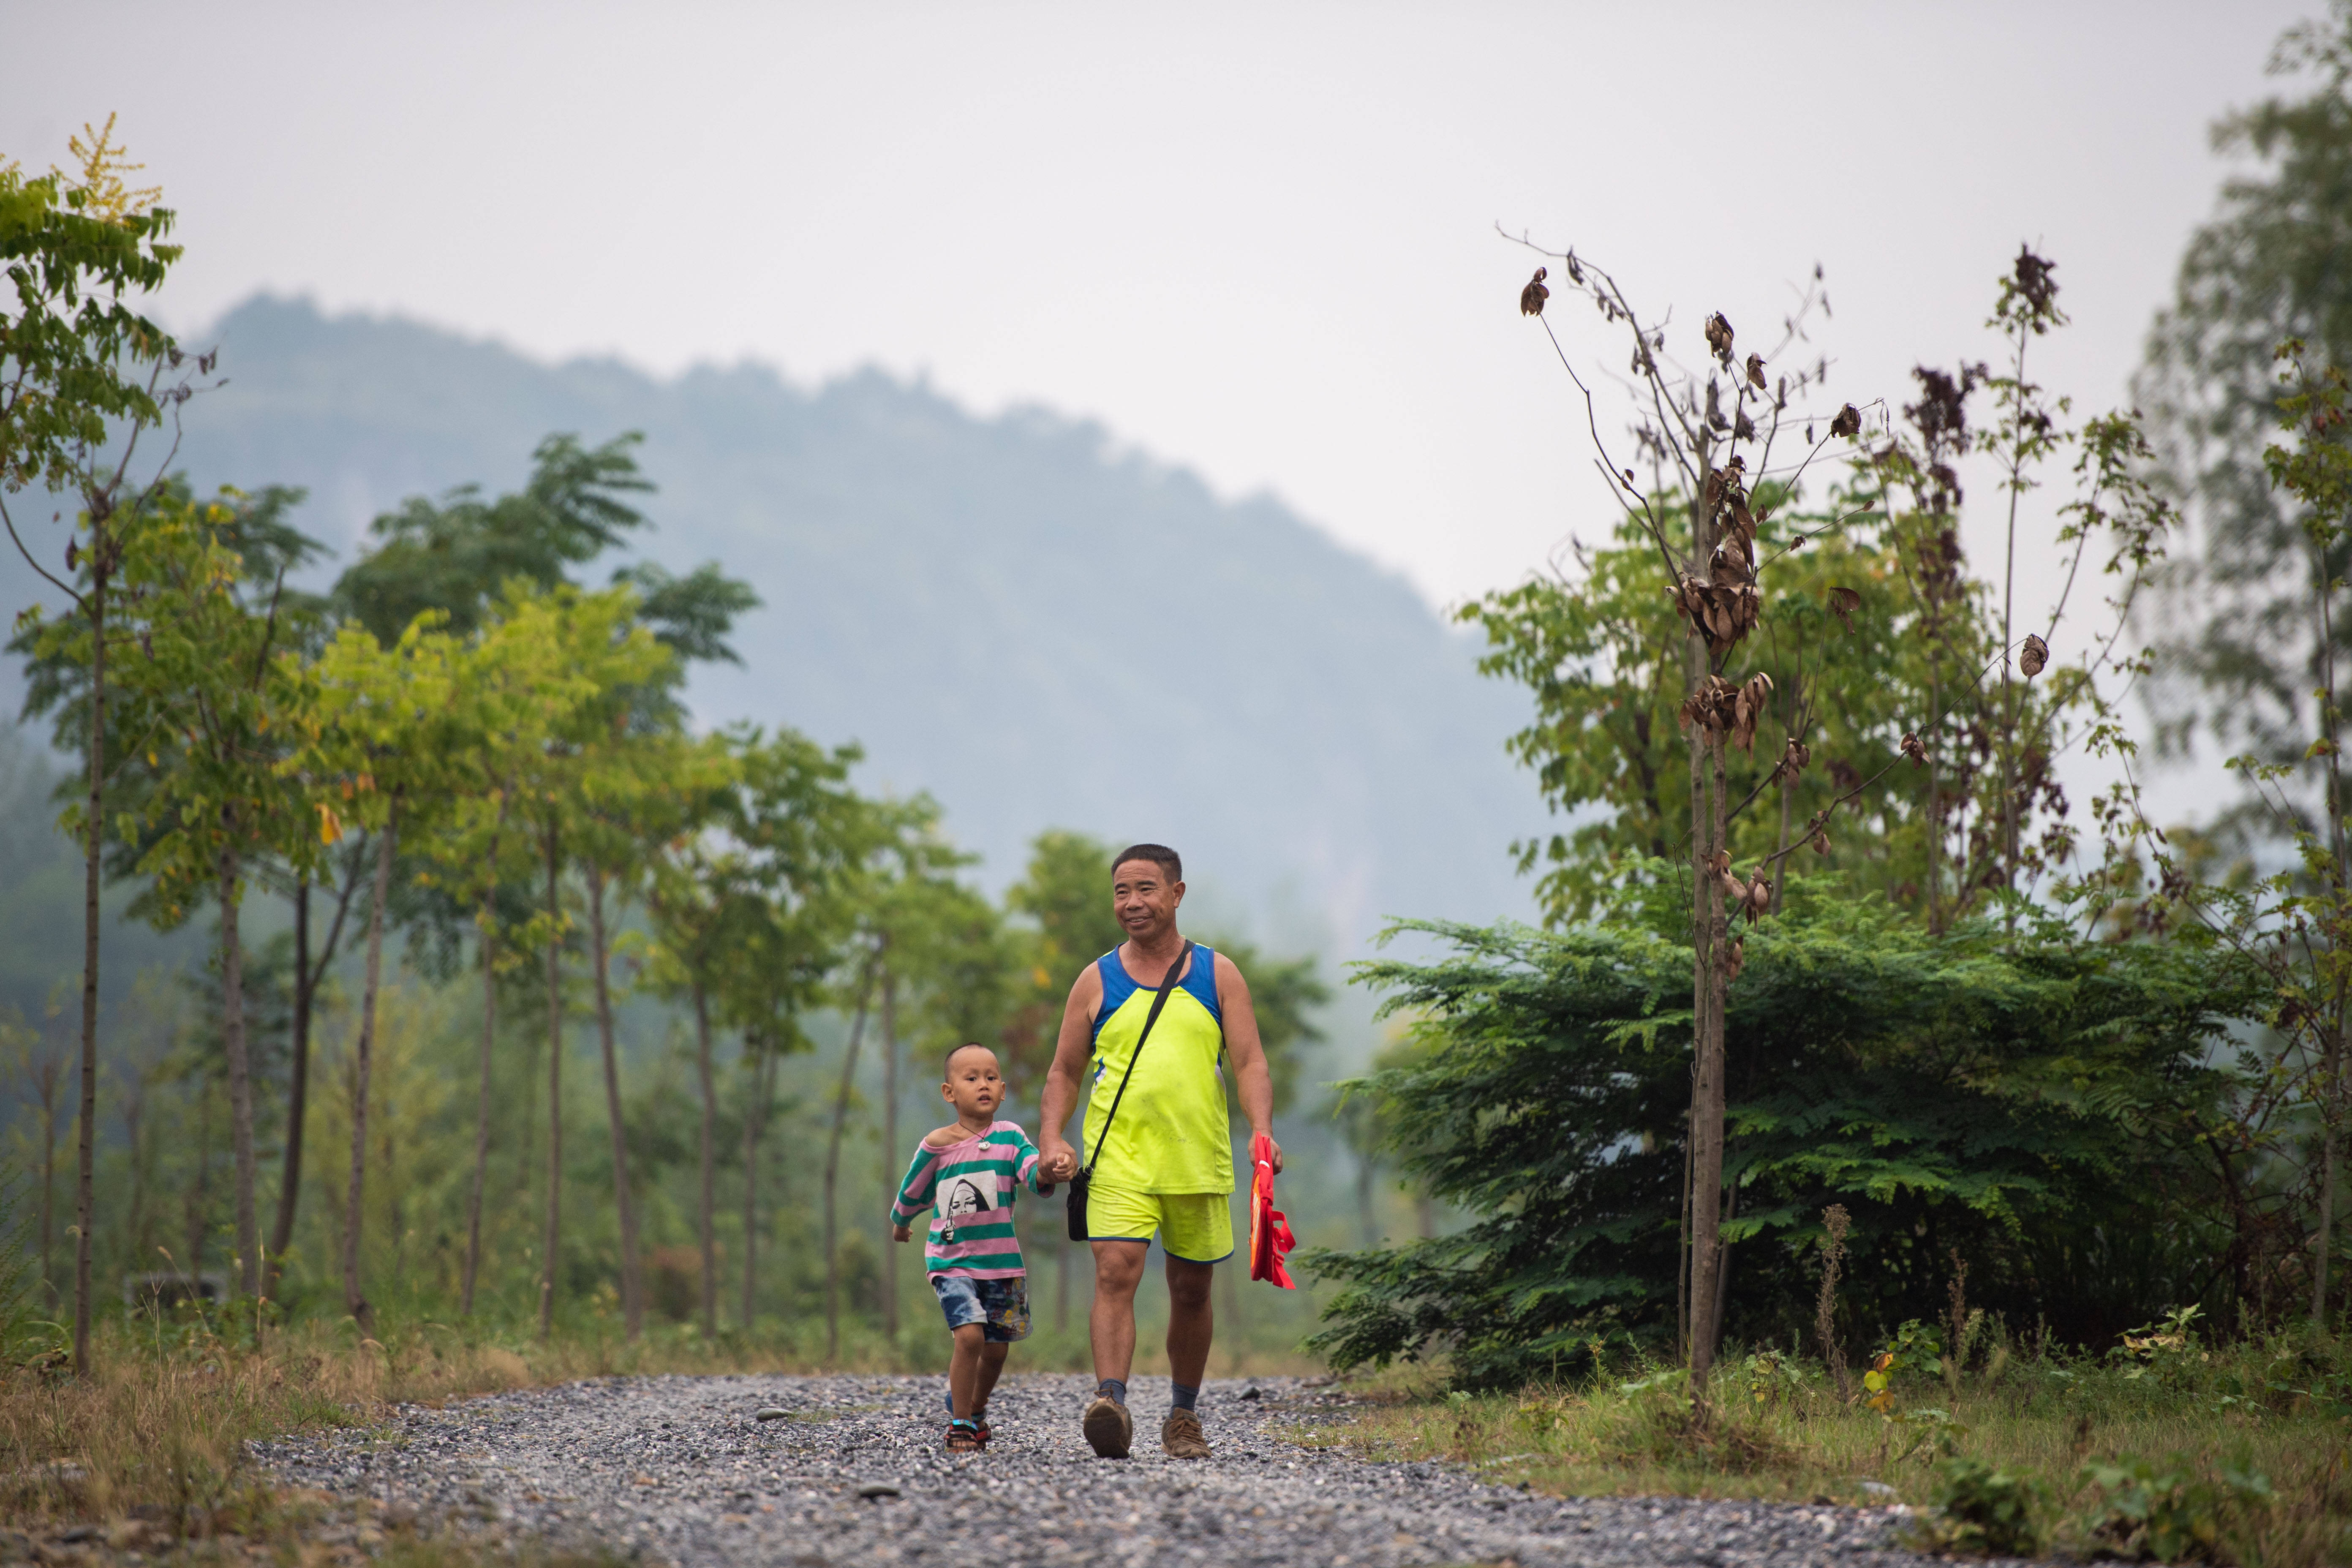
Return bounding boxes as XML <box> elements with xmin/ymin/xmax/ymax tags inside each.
<box><xmin>1089</xmin><ymin>940</ymin><xmax>1193</xmax><ymax>1171</ymax></box>
<box><xmin>1067</xmin><ymin>941</ymin><xmax>1193</xmax><ymax>1241</ymax></box>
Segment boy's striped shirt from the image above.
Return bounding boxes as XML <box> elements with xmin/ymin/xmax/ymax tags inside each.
<box><xmin>890</xmin><ymin>1120</ymin><xmax>1043</xmax><ymax>1279</ymax></box>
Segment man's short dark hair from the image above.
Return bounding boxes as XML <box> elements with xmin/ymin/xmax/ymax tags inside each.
<box><xmin>944</xmin><ymin>1041</ymin><xmax>994</xmax><ymax>1078</ymax></box>
<box><xmin>1113</xmin><ymin>843</ymin><xmax>1182</xmax><ymax>883</ymax></box>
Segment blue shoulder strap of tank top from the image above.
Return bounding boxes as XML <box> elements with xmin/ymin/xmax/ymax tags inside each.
<box><xmin>1091</xmin><ymin>944</ymin><xmax>1222</xmax><ymax>1043</ymax></box>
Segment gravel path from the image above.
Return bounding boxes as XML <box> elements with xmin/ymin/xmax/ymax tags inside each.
<box><xmin>256</xmin><ymin>1374</ymin><xmax>1962</xmax><ymax>1568</ymax></box>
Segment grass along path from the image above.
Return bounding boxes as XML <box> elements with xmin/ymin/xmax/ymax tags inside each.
<box><xmin>1304</xmin><ymin>1342</ymin><xmax>2352</xmax><ymax>1567</ymax></box>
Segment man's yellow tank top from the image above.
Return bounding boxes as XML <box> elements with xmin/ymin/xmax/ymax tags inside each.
<box><xmin>1083</xmin><ymin>945</ymin><xmax>1233</xmax><ymax>1195</ymax></box>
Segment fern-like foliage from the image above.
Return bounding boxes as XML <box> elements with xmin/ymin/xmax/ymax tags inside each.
<box><xmin>1305</xmin><ymin>879</ymin><xmax>2269</xmax><ymax>1389</ymax></box>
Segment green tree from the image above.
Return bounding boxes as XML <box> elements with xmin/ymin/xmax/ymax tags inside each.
<box><xmin>333</xmin><ymin>433</ymin><xmax>651</xmax><ymax>645</ymax></box>
<box><xmin>819</xmin><ymin>795</ymin><xmax>966</xmax><ymax>1360</ymax></box>
<box><xmin>1304</xmin><ymin>893</ymin><xmax>2268</xmax><ymax>1390</ymax></box>
<box><xmin>2143</xmin><ymin>3</ymin><xmax>2352</xmax><ymax>791</ymax></box>
<box><xmin>1476</xmin><ymin>244</ymin><xmax>2164</xmax><ymax>1389</ymax></box>
<box><xmin>425</xmin><ymin>588</ymin><xmax>635</xmax><ymax>1320</ymax></box>
<box><xmin>0</xmin><ymin>120</ymin><xmax>191</xmax><ymax>1374</ymax></box>
<box><xmin>522</xmin><ymin>602</ymin><xmax>705</xmax><ymax>1340</ymax></box>
<box><xmin>101</xmin><ymin>489</ymin><xmax>327</xmax><ymax>1313</ymax></box>
<box><xmin>708</xmin><ymin>729</ymin><xmax>869</xmax><ymax>1332</ymax></box>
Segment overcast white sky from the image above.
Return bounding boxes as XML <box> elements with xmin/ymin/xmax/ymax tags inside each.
<box><xmin>0</xmin><ymin>0</ymin><xmax>2320</xmax><ymax>841</ymax></box>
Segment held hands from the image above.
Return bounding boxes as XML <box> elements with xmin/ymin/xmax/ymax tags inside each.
<box><xmin>1038</xmin><ymin>1138</ymin><xmax>1080</xmax><ymax>1184</ymax></box>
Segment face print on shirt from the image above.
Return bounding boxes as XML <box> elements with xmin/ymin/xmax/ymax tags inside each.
<box><xmin>941</xmin><ymin>1176</ymin><xmax>996</xmax><ymax>1225</ymax></box>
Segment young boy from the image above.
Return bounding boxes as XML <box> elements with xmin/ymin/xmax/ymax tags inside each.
<box><xmin>890</xmin><ymin>1042</ymin><xmax>1051</xmax><ymax>1453</ymax></box>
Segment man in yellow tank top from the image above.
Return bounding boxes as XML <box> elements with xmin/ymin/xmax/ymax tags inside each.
<box><xmin>1037</xmin><ymin>843</ymin><xmax>1283</xmax><ymax>1462</ymax></box>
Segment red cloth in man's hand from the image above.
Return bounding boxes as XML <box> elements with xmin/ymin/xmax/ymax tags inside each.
<box><xmin>1248</xmin><ymin>1133</ymin><xmax>1296</xmax><ymax>1289</ymax></box>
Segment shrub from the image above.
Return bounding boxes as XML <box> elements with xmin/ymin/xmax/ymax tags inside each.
<box><xmin>1927</xmin><ymin>1456</ymin><xmax>2047</xmax><ymax>1557</ymax></box>
<box><xmin>2075</xmin><ymin>1453</ymin><xmax>2271</xmax><ymax>1563</ymax></box>
<box><xmin>1301</xmin><ymin>901</ymin><xmax>2268</xmax><ymax>1388</ymax></box>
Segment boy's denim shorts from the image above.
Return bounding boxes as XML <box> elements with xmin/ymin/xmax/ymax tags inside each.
<box><xmin>931</xmin><ymin>1273</ymin><xmax>1031</xmax><ymax>1342</ymax></box>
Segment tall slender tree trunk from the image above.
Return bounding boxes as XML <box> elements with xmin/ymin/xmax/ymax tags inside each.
<box><xmin>1707</xmin><ymin>1177</ymin><xmax>1738</xmax><ymax>1354</ymax></box>
<box><xmin>460</xmin><ymin>900</ymin><xmax>498</xmax><ymax>1317</ymax></box>
<box><xmin>343</xmin><ymin>800</ymin><xmax>399</xmax><ymax>1331</ymax></box>
<box><xmin>1926</xmin><ymin>667</ymin><xmax>1944</xmax><ymax>933</ymax></box>
<box><xmin>2313</xmin><ymin>542</ymin><xmax>2350</xmax><ymax>1330</ymax></box>
<box><xmin>1683</xmin><ymin>420</ymin><xmax>1729</xmax><ymax>1399</ymax></box>
<box><xmin>272</xmin><ymin>879</ymin><xmax>312</xmax><ymax>1295</ymax></box>
<box><xmin>586</xmin><ymin>863</ymin><xmax>642</xmax><ymax>1339</ymax></box>
<box><xmin>72</xmin><ymin>548</ymin><xmax>107</xmax><ymax>1377</ymax></box>
<box><xmin>539</xmin><ymin>823</ymin><xmax>563</xmax><ymax>1340</ymax></box>
<box><xmin>879</xmin><ymin>971</ymin><xmax>899</xmax><ymax>1344</ymax></box>
<box><xmin>1687</xmin><ymin>732</ymin><xmax>1731</xmax><ymax>1393</ymax></box>
<box><xmin>694</xmin><ymin>978</ymin><xmax>717</xmax><ymax>1339</ymax></box>
<box><xmin>272</xmin><ymin>859</ymin><xmax>357</xmax><ymax>1295</ymax></box>
<box><xmin>219</xmin><ymin>838</ymin><xmax>261</xmax><ymax>1310</ymax></box>
<box><xmin>740</xmin><ymin>1035</ymin><xmax>768</xmax><ymax>1332</ymax></box>
<box><xmin>38</xmin><ymin>1086</ymin><xmax>57</xmax><ymax>1309</ymax></box>
<box><xmin>823</xmin><ymin>972</ymin><xmax>877</xmax><ymax>1362</ymax></box>
<box><xmin>460</xmin><ymin>796</ymin><xmax>512</xmax><ymax>1318</ymax></box>
<box><xmin>1996</xmin><ymin>327</ymin><xmax>2032</xmax><ymax>912</ymax></box>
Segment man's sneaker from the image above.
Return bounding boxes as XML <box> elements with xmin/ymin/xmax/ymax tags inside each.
<box><xmin>1082</xmin><ymin>1396</ymin><xmax>1133</xmax><ymax>1459</ymax></box>
<box><xmin>1161</xmin><ymin>1408</ymin><xmax>1211</xmax><ymax>1459</ymax></box>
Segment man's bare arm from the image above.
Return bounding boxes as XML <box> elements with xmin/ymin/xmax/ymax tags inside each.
<box><xmin>1036</xmin><ymin>967</ymin><xmax>1100</xmax><ymax>1182</ymax></box>
<box><xmin>1216</xmin><ymin>953</ymin><xmax>1284</xmax><ymax>1174</ymax></box>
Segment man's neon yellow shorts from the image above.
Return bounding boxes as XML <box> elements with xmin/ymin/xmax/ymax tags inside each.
<box><xmin>1085</xmin><ymin>1184</ymin><xmax>1233</xmax><ymax>1264</ymax></box>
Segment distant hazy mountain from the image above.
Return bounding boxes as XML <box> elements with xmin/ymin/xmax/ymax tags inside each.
<box><xmin>2</xmin><ymin>296</ymin><xmax>1542</xmax><ymax>957</ymax></box>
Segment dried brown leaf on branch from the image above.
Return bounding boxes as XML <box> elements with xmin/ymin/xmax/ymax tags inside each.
<box><xmin>1829</xmin><ymin>403</ymin><xmax>1862</xmax><ymax>439</ymax></box>
<box><xmin>1723</xmin><ymin>938</ymin><xmax>1745</xmax><ymax>983</ymax></box>
<box><xmin>1771</xmin><ymin>737</ymin><xmax>1811</xmax><ymax>783</ymax></box>
<box><xmin>2019</xmin><ymin>633</ymin><xmax>2049</xmax><ymax>677</ymax></box>
<box><xmin>1826</xmin><ymin>585</ymin><xmax>1861</xmax><ymax>633</ymax></box>
<box><xmin>1900</xmin><ymin>732</ymin><xmax>1928</xmax><ymax>768</ymax></box>
<box><xmin>1682</xmin><ymin>674</ymin><xmax>1737</xmax><ymax>734</ymax></box>
<box><xmin>1745</xmin><ymin>353</ymin><xmax>1767</xmax><ymax>389</ymax></box>
<box><xmin>1811</xmin><ymin>829</ymin><xmax>1831</xmax><ymax>855</ymax></box>
<box><xmin>1705</xmin><ymin>312</ymin><xmax>1735</xmax><ymax>362</ymax></box>
<box><xmin>1731</xmin><ymin>671</ymin><xmax>1775</xmax><ymax>753</ymax></box>
<box><xmin>1520</xmin><ymin>267</ymin><xmax>1550</xmax><ymax>316</ymax></box>
<box><xmin>1671</xmin><ymin>577</ymin><xmax>1762</xmax><ymax>653</ymax></box>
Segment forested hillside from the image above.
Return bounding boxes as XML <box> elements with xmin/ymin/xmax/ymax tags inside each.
<box><xmin>1</xmin><ymin>295</ymin><xmax>1541</xmax><ymax>958</ymax></box>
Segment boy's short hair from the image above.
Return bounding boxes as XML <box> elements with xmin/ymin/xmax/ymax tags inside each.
<box><xmin>1113</xmin><ymin>843</ymin><xmax>1182</xmax><ymax>883</ymax></box>
<box><xmin>943</xmin><ymin>1041</ymin><xmax>995</xmax><ymax>1078</ymax></box>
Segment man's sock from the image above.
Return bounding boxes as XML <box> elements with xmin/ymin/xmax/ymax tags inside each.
<box><xmin>1170</xmin><ymin>1382</ymin><xmax>1200</xmax><ymax>1413</ymax></box>
<box><xmin>1095</xmin><ymin>1377</ymin><xmax>1128</xmax><ymax>1406</ymax></box>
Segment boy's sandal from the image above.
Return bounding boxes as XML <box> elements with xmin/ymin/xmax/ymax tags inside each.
<box><xmin>945</xmin><ymin>1418</ymin><xmax>984</xmax><ymax>1454</ymax></box>
<box><xmin>974</xmin><ymin>1416</ymin><xmax>992</xmax><ymax>1446</ymax></box>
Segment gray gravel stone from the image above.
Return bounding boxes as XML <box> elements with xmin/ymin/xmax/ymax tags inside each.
<box><xmin>253</xmin><ymin>1373</ymin><xmax>1969</xmax><ymax>1567</ymax></box>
